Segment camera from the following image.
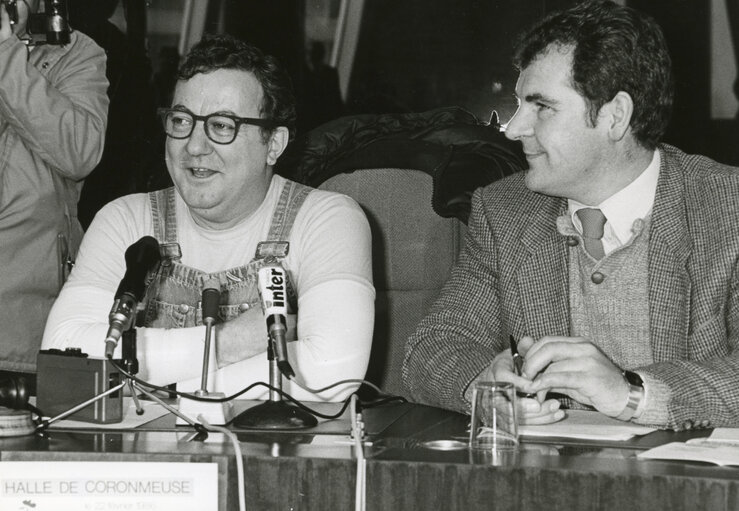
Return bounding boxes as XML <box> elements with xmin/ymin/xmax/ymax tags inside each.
<box><xmin>36</xmin><ymin>348</ymin><xmax>123</xmax><ymax>424</ymax></box>
<box><xmin>0</xmin><ymin>0</ymin><xmax>19</xmax><ymax>25</ymax></box>
<box><xmin>1</xmin><ymin>0</ymin><xmax>71</xmax><ymax>45</ymax></box>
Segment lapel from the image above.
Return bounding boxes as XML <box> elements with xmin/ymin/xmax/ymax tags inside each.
<box><xmin>515</xmin><ymin>196</ymin><xmax>570</xmax><ymax>340</ymax></box>
<box><xmin>648</xmin><ymin>146</ymin><xmax>692</xmax><ymax>361</ymax></box>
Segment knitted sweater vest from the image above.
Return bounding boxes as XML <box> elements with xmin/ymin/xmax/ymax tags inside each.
<box><xmin>561</xmin><ymin>215</ymin><xmax>654</xmax><ymax>370</ymax></box>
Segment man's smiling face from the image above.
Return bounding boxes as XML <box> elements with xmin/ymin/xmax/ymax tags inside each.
<box><xmin>165</xmin><ymin>68</ymin><xmax>279</xmax><ymax>229</ymax></box>
<box><xmin>504</xmin><ymin>44</ymin><xmax>612</xmax><ymax>202</ymax></box>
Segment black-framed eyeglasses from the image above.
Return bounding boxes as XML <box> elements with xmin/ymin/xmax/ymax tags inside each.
<box><xmin>157</xmin><ymin>108</ymin><xmax>277</xmax><ymax>145</ymax></box>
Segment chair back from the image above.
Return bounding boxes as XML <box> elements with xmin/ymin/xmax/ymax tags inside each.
<box><xmin>319</xmin><ymin>168</ymin><xmax>465</xmax><ymax>397</ymax></box>
<box><xmin>278</xmin><ymin>107</ymin><xmax>524</xmax><ymax>397</ymax></box>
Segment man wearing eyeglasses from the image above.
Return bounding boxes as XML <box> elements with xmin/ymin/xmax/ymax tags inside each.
<box><xmin>42</xmin><ymin>34</ymin><xmax>374</xmax><ymax>402</ymax></box>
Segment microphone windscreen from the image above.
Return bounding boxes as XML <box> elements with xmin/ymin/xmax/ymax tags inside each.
<box><xmin>115</xmin><ymin>236</ymin><xmax>161</xmax><ymax>300</ymax></box>
<box><xmin>0</xmin><ymin>375</ymin><xmax>28</xmax><ymax>410</ymax></box>
<box><xmin>201</xmin><ymin>278</ymin><xmax>220</xmax><ymax>322</ymax></box>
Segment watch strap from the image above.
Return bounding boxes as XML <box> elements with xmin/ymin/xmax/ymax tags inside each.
<box><xmin>616</xmin><ymin>370</ymin><xmax>644</xmax><ymax>421</ymax></box>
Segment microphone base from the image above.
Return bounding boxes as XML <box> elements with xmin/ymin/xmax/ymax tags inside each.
<box><xmin>231</xmin><ymin>400</ymin><xmax>317</xmax><ymax>430</ymax></box>
<box><xmin>176</xmin><ymin>393</ymin><xmax>234</xmax><ymax>425</ymax></box>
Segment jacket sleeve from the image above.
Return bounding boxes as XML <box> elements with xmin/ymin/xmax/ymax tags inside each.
<box><xmin>639</xmin><ymin>239</ymin><xmax>739</xmax><ymax>429</ymax></box>
<box><xmin>402</xmin><ymin>188</ymin><xmax>505</xmax><ymax>413</ymax></box>
<box><xmin>0</xmin><ymin>34</ymin><xmax>108</xmax><ymax>179</ymax></box>
<box><xmin>627</xmin><ymin>154</ymin><xmax>739</xmax><ymax>430</ymax></box>
<box><xmin>634</xmin><ymin>256</ymin><xmax>739</xmax><ymax>430</ymax></box>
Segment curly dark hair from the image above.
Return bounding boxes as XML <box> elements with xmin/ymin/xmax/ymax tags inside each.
<box><xmin>513</xmin><ymin>0</ymin><xmax>673</xmax><ymax>150</ymax></box>
<box><xmin>178</xmin><ymin>33</ymin><xmax>297</xmax><ymax>141</ymax></box>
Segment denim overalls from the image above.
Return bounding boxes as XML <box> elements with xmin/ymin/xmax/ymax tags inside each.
<box><xmin>138</xmin><ymin>181</ymin><xmax>312</xmax><ymax>330</ymax></box>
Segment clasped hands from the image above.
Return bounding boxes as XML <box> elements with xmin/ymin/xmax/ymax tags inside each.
<box><xmin>486</xmin><ymin>335</ymin><xmax>631</xmax><ymax>425</ymax></box>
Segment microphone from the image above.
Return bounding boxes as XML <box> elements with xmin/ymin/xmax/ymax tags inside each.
<box><xmin>104</xmin><ymin>236</ymin><xmax>161</xmax><ymax>359</ymax></box>
<box><xmin>176</xmin><ymin>278</ymin><xmax>235</xmax><ymax>425</ymax></box>
<box><xmin>257</xmin><ymin>264</ymin><xmax>295</xmax><ymax>378</ymax></box>
<box><xmin>198</xmin><ymin>278</ymin><xmax>220</xmax><ymax>394</ymax></box>
<box><xmin>201</xmin><ymin>279</ymin><xmax>220</xmax><ymax>327</ymax></box>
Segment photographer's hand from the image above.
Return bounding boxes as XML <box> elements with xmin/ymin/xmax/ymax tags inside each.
<box><xmin>0</xmin><ymin>4</ymin><xmax>12</xmax><ymax>43</ymax></box>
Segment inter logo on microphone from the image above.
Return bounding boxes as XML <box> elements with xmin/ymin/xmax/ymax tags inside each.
<box><xmin>263</xmin><ymin>267</ymin><xmax>285</xmax><ymax>308</ymax></box>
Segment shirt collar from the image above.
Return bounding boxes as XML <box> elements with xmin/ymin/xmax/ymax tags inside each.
<box><xmin>569</xmin><ymin>149</ymin><xmax>659</xmax><ymax>245</ymax></box>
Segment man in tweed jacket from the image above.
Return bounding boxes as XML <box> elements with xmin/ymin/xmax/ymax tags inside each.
<box><xmin>403</xmin><ymin>1</ymin><xmax>739</xmax><ymax>430</ymax></box>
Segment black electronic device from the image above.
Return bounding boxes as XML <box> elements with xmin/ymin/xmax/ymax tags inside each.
<box><xmin>28</xmin><ymin>0</ymin><xmax>71</xmax><ymax>45</ymax></box>
<box><xmin>0</xmin><ymin>0</ymin><xmax>19</xmax><ymax>26</ymax></box>
<box><xmin>0</xmin><ymin>0</ymin><xmax>71</xmax><ymax>45</ymax></box>
<box><xmin>0</xmin><ymin>373</ymin><xmax>28</xmax><ymax>410</ymax></box>
<box><xmin>36</xmin><ymin>348</ymin><xmax>123</xmax><ymax>424</ymax></box>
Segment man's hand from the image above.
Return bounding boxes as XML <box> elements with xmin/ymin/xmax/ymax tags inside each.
<box><xmin>520</xmin><ymin>335</ymin><xmax>630</xmax><ymax>417</ymax></box>
<box><xmin>482</xmin><ymin>335</ymin><xmax>565</xmax><ymax>425</ymax></box>
<box><xmin>214</xmin><ymin>308</ymin><xmax>297</xmax><ymax>368</ymax></box>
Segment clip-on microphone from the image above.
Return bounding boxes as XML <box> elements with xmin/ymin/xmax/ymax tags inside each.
<box><xmin>176</xmin><ymin>278</ymin><xmax>234</xmax><ymax>425</ymax></box>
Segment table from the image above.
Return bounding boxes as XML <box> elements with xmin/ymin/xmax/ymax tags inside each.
<box><xmin>1</xmin><ymin>400</ymin><xmax>738</xmax><ymax>511</ymax></box>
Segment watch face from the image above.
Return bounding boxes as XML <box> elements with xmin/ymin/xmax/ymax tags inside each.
<box><xmin>624</xmin><ymin>370</ymin><xmax>644</xmax><ymax>387</ymax></box>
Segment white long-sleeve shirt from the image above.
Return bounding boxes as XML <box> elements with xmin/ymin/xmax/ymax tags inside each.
<box><xmin>42</xmin><ymin>175</ymin><xmax>375</xmax><ymax>402</ymax></box>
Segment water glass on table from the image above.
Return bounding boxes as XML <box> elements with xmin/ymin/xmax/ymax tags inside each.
<box><xmin>469</xmin><ymin>381</ymin><xmax>518</xmax><ymax>450</ymax></box>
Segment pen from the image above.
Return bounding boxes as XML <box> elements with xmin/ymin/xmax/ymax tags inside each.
<box><xmin>509</xmin><ymin>335</ymin><xmax>536</xmax><ymax>398</ymax></box>
<box><xmin>509</xmin><ymin>335</ymin><xmax>525</xmax><ymax>377</ymax></box>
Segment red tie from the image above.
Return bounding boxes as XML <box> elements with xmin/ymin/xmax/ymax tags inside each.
<box><xmin>576</xmin><ymin>208</ymin><xmax>607</xmax><ymax>259</ymax></box>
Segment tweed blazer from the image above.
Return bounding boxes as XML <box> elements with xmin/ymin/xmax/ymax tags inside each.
<box><xmin>402</xmin><ymin>144</ymin><xmax>739</xmax><ymax>430</ymax></box>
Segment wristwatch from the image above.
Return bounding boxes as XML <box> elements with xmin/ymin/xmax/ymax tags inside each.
<box><xmin>616</xmin><ymin>370</ymin><xmax>645</xmax><ymax>421</ymax></box>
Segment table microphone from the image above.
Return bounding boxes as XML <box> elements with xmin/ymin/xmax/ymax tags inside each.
<box><xmin>198</xmin><ymin>278</ymin><xmax>220</xmax><ymax>394</ymax></box>
<box><xmin>104</xmin><ymin>236</ymin><xmax>160</xmax><ymax>359</ymax></box>
<box><xmin>176</xmin><ymin>277</ymin><xmax>233</xmax><ymax>424</ymax></box>
<box><xmin>258</xmin><ymin>264</ymin><xmax>295</xmax><ymax>379</ymax></box>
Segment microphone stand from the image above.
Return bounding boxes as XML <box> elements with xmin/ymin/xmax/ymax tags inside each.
<box><xmin>175</xmin><ymin>289</ymin><xmax>234</xmax><ymax>425</ymax></box>
<box><xmin>231</xmin><ymin>341</ymin><xmax>317</xmax><ymax>430</ymax></box>
<box><xmin>38</xmin><ymin>327</ymin><xmax>201</xmax><ymax>431</ymax></box>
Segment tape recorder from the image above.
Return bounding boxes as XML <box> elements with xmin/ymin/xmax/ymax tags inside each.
<box><xmin>36</xmin><ymin>348</ymin><xmax>123</xmax><ymax>424</ymax></box>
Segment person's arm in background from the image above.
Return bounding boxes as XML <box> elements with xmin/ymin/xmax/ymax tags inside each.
<box><xmin>0</xmin><ymin>14</ymin><xmax>108</xmax><ymax>178</ymax></box>
<box><xmin>213</xmin><ymin>192</ymin><xmax>375</xmax><ymax>401</ymax></box>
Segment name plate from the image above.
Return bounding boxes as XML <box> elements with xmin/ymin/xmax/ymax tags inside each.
<box><xmin>0</xmin><ymin>461</ymin><xmax>218</xmax><ymax>511</ymax></box>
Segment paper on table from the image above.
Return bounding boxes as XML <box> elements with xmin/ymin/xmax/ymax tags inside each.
<box><xmin>47</xmin><ymin>397</ymin><xmax>170</xmax><ymax>429</ymax></box>
<box><xmin>686</xmin><ymin>428</ymin><xmax>739</xmax><ymax>446</ymax></box>
<box><xmin>638</xmin><ymin>429</ymin><xmax>739</xmax><ymax>466</ymax></box>
<box><xmin>520</xmin><ymin>410</ymin><xmax>655</xmax><ymax>441</ymax></box>
<box><xmin>638</xmin><ymin>442</ymin><xmax>739</xmax><ymax>466</ymax></box>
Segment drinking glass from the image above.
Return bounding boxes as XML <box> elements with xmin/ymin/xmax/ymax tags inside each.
<box><xmin>469</xmin><ymin>381</ymin><xmax>518</xmax><ymax>450</ymax></box>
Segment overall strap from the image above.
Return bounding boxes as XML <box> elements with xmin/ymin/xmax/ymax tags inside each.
<box><xmin>148</xmin><ymin>187</ymin><xmax>182</xmax><ymax>261</ymax></box>
<box><xmin>255</xmin><ymin>180</ymin><xmax>313</xmax><ymax>260</ymax></box>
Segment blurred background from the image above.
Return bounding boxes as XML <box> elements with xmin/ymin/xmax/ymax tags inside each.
<box><xmin>69</xmin><ymin>0</ymin><xmax>739</xmax><ymax>225</ymax></box>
